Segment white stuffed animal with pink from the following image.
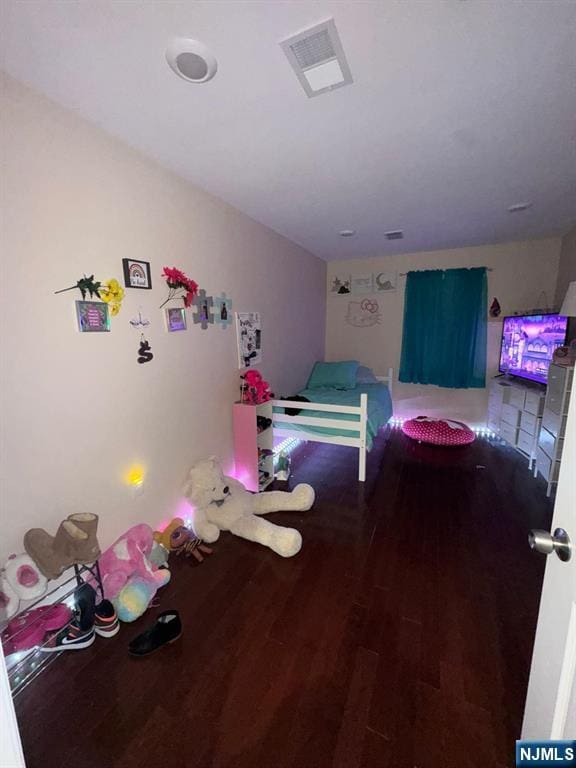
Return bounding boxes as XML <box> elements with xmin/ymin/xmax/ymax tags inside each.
<box><xmin>0</xmin><ymin>554</ymin><xmax>48</xmax><ymax>620</ymax></box>
<box><xmin>183</xmin><ymin>457</ymin><xmax>315</xmax><ymax>557</ymax></box>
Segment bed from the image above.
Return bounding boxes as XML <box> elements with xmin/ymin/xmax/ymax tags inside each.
<box><xmin>272</xmin><ymin>364</ymin><xmax>393</xmax><ymax>482</ymax></box>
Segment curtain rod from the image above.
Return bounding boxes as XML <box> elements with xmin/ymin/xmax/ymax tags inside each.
<box><xmin>398</xmin><ymin>267</ymin><xmax>493</xmax><ymax>276</ymax></box>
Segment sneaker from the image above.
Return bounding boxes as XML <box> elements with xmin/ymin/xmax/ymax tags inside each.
<box><xmin>74</xmin><ymin>582</ymin><xmax>97</xmax><ymax>632</ymax></box>
<box><xmin>94</xmin><ymin>600</ymin><xmax>119</xmax><ymax>638</ymax></box>
<box><xmin>39</xmin><ymin>621</ymin><xmax>95</xmax><ymax>653</ymax></box>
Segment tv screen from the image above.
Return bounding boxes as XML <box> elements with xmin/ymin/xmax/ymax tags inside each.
<box><xmin>499</xmin><ymin>314</ymin><xmax>568</xmax><ymax>385</ymax></box>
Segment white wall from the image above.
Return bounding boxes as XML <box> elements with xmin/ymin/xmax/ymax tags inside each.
<box><xmin>555</xmin><ymin>225</ymin><xmax>576</xmax><ymax>308</ymax></box>
<box><xmin>0</xmin><ymin>73</ymin><xmax>326</xmax><ymax>562</ymax></box>
<box><xmin>326</xmin><ymin>239</ymin><xmax>561</xmax><ymax>425</ymax></box>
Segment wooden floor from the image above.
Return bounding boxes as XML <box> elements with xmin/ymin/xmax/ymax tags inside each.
<box><xmin>15</xmin><ymin>428</ymin><xmax>553</xmax><ymax>768</ymax></box>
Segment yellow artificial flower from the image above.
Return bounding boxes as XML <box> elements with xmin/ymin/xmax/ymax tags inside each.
<box><xmin>101</xmin><ymin>278</ymin><xmax>124</xmax><ymax>312</ymax></box>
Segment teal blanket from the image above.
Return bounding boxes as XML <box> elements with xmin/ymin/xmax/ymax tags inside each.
<box><xmin>274</xmin><ymin>383</ymin><xmax>392</xmax><ymax>450</ymax></box>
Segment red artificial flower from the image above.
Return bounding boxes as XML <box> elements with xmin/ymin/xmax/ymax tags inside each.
<box><xmin>160</xmin><ymin>266</ymin><xmax>198</xmax><ymax>308</ymax></box>
<box><xmin>162</xmin><ymin>267</ymin><xmax>187</xmax><ymax>287</ymax></box>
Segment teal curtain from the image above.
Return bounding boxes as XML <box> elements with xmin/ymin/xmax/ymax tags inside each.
<box><xmin>399</xmin><ymin>267</ymin><xmax>487</xmax><ymax>388</ymax></box>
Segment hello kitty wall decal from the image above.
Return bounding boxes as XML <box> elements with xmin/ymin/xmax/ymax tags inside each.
<box><xmin>345</xmin><ymin>298</ymin><xmax>382</xmax><ymax>328</ymax></box>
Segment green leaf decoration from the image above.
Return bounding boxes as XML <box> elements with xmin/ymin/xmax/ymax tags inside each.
<box><xmin>55</xmin><ymin>274</ymin><xmax>103</xmax><ymax>299</ymax></box>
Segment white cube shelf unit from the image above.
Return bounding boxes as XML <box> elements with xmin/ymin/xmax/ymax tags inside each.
<box><xmin>487</xmin><ymin>377</ymin><xmax>545</xmax><ymax>470</ymax></box>
<box><xmin>233</xmin><ymin>401</ymin><xmax>274</xmax><ymax>493</ymax></box>
<box><xmin>535</xmin><ymin>363</ymin><xmax>573</xmax><ymax>497</ymax></box>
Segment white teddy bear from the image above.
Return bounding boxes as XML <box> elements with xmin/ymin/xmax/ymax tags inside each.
<box><xmin>183</xmin><ymin>457</ymin><xmax>315</xmax><ymax>557</ymax></box>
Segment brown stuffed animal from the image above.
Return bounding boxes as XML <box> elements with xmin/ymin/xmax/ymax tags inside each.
<box><xmin>153</xmin><ymin>518</ymin><xmax>214</xmax><ymax>564</ymax></box>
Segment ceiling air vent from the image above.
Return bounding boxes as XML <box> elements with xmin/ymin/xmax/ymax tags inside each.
<box><xmin>385</xmin><ymin>230</ymin><xmax>404</xmax><ymax>241</ymax></box>
<box><xmin>280</xmin><ymin>19</ymin><xmax>353</xmax><ymax>98</ymax></box>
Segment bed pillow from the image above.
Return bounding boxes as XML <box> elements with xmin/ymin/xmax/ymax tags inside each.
<box><xmin>356</xmin><ymin>365</ymin><xmax>379</xmax><ymax>384</ymax></box>
<box><xmin>307</xmin><ymin>361</ymin><xmax>359</xmax><ymax>390</ymax></box>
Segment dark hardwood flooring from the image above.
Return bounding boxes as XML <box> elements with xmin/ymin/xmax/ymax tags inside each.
<box><xmin>15</xmin><ymin>428</ymin><xmax>553</xmax><ymax>768</ymax></box>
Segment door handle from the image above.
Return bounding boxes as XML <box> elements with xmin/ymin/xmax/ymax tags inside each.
<box><xmin>528</xmin><ymin>528</ymin><xmax>572</xmax><ymax>562</ymax></box>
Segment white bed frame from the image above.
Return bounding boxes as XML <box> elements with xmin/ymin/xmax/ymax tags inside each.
<box><xmin>271</xmin><ymin>367</ymin><xmax>394</xmax><ymax>483</ymax></box>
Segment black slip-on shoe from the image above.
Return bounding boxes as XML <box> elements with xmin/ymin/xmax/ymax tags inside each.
<box><xmin>128</xmin><ymin>610</ymin><xmax>182</xmax><ymax>657</ymax></box>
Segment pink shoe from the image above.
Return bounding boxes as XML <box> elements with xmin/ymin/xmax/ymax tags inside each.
<box><xmin>3</xmin><ymin>603</ymin><xmax>72</xmax><ymax>653</ymax></box>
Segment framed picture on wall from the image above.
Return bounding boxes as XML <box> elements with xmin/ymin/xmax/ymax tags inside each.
<box><xmin>236</xmin><ymin>312</ymin><xmax>262</xmax><ymax>369</ymax></box>
<box><xmin>330</xmin><ymin>274</ymin><xmax>351</xmax><ymax>295</ymax></box>
<box><xmin>374</xmin><ymin>270</ymin><xmax>397</xmax><ymax>292</ymax></box>
<box><xmin>165</xmin><ymin>307</ymin><xmax>187</xmax><ymax>332</ymax></box>
<box><xmin>351</xmin><ymin>274</ymin><xmax>374</xmax><ymax>295</ymax></box>
<box><xmin>122</xmin><ymin>258</ymin><xmax>152</xmax><ymax>290</ymax></box>
<box><xmin>76</xmin><ymin>301</ymin><xmax>110</xmax><ymax>332</ymax></box>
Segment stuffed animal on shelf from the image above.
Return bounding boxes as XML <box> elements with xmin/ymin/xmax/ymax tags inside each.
<box><xmin>96</xmin><ymin>524</ymin><xmax>170</xmax><ymax>621</ymax></box>
<box><xmin>183</xmin><ymin>457</ymin><xmax>315</xmax><ymax>557</ymax></box>
<box><xmin>240</xmin><ymin>370</ymin><xmax>273</xmax><ymax>405</ymax></box>
<box><xmin>0</xmin><ymin>554</ymin><xmax>48</xmax><ymax>620</ymax></box>
<box><xmin>153</xmin><ymin>518</ymin><xmax>214</xmax><ymax>564</ymax></box>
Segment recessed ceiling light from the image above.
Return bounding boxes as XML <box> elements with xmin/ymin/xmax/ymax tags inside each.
<box><xmin>166</xmin><ymin>38</ymin><xmax>218</xmax><ymax>83</ymax></box>
<box><xmin>508</xmin><ymin>202</ymin><xmax>532</xmax><ymax>213</ymax></box>
<box><xmin>339</xmin><ymin>229</ymin><xmax>356</xmax><ymax>237</ymax></box>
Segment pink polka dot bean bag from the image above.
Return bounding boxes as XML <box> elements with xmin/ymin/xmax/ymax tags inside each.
<box><xmin>402</xmin><ymin>416</ymin><xmax>475</xmax><ymax>446</ymax></box>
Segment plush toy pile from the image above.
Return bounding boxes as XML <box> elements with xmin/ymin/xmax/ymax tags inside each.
<box><xmin>184</xmin><ymin>456</ymin><xmax>314</xmax><ymax>557</ymax></box>
<box><xmin>97</xmin><ymin>524</ymin><xmax>171</xmax><ymax>622</ymax></box>
<box><xmin>240</xmin><ymin>370</ymin><xmax>273</xmax><ymax>405</ymax></box>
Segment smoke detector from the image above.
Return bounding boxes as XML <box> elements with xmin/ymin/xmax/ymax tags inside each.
<box><xmin>508</xmin><ymin>202</ymin><xmax>532</xmax><ymax>213</ymax></box>
<box><xmin>385</xmin><ymin>230</ymin><xmax>404</xmax><ymax>240</ymax></box>
<box><xmin>166</xmin><ymin>38</ymin><xmax>218</xmax><ymax>83</ymax></box>
<box><xmin>280</xmin><ymin>19</ymin><xmax>353</xmax><ymax>98</ymax></box>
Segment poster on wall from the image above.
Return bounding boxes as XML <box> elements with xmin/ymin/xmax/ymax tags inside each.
<box><xmin>374</xmin><ymin>270</ymin><xmax>397</xmax><ymax>292</ymax></box>
<box><xmin>330</xmin><ymin>274</ymin><xmax>351</xmax><ymax>295</ymax></box>
<box><xmin>236</xmin><ymin>312</ymin><xmax>262</xmax><ymax>369</ymax></box>
<box><xmin>351</xmin><ymin>274</ymin><xmax>374</xmax><ymax>295</ymax></box>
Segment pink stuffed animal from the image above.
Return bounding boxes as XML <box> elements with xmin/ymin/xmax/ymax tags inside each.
<box><xmin>241</xmin><ymin>370</ymin><xmax>273</xmax><ymax>405</ymax></box>
<box><xmin>97</xmin><ymin>524</ymin><xmax>170</xmax><ymax>601</ymax></box>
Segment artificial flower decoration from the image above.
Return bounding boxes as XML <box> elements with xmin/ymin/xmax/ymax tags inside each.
<box><xmin>54</xmin><ymin>274</ymin><xmax>102</xmax><ymax>299</ymax></box>
<box><xmin>100</xmin><ymin>278</ymin><xmax>124</xmax><ymax>315</ymax></box>
<box><xmin>160</xmin><ymin>266</ymin><xmax>198</xmax><ymax>309</ymax></box>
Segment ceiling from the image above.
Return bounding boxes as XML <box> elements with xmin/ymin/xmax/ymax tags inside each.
<box><xmin>1</xmin><ymin>0</ymin><xmax>575</xmax><ymax>261</ymax></box>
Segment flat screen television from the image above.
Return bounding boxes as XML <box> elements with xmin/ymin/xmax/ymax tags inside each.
<box><xmin>499</xmin><ymin>313</ymin><xmax>568</xmax><ymax>385</ymax></box>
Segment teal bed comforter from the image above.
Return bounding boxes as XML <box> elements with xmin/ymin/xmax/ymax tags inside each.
<box><xmin>274</xmin><ymin>383</ymin><xmax>393</xmax><ymax>450</ymax></box>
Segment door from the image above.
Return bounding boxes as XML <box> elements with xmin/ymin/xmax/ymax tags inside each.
<box><xmin>0</xmin><ymin>644</ymin><xmax>25</xmax><ymax>767</ymax></box>
<box><xmin>522</xmin><ymin>380</ymin><xmax>576</xmax><ymax>738</ymax></box>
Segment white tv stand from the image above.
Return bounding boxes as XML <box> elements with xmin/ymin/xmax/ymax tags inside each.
<box><xmin>487</xmin><ymin>375</ymin><xmax>546</xmax><ymax>470</ymax></box>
